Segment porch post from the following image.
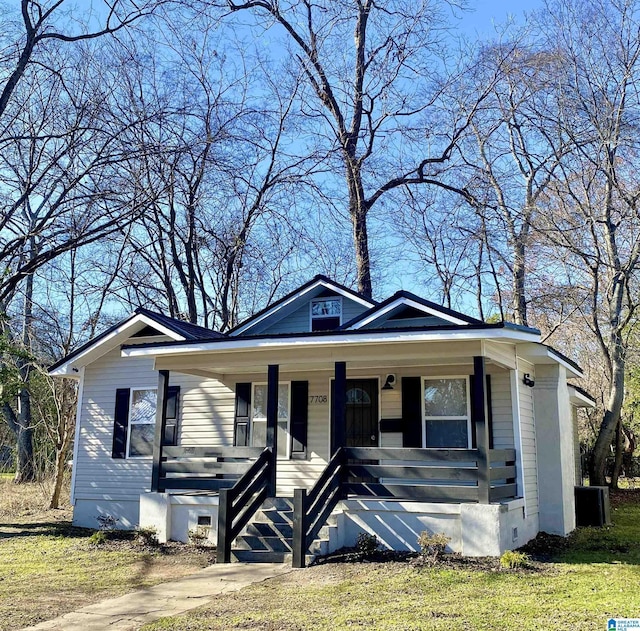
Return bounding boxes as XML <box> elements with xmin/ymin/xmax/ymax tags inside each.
<box><xmin>332</xmin><ymin>361</ymin><xmax>346</xmax><ymax>454</ymax></box>
<box><xmin>472</xmin><ymin>357</ymin><xmax>491</xmax><ymax>503</ymax></box>
<box><xmin>151</xmin><ymin>370</ymin><xmax>170</xmax><ymax>493</ymax></box>
<box><xmin>266</xmin><ymin>364</ymin><xmax>279</xmax><ymax>496</ymax></box>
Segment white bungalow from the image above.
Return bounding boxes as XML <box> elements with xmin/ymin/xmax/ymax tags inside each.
<box><xmin>49</xmin><ymin>276</ymin><xmax>593</xmax><ymax>566</ymax></box>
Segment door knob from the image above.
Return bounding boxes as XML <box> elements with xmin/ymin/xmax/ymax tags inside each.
<box><xmin>371</xmin><ymin>435</ymin><xmax>376</xmax><ymax>441</ymax></box>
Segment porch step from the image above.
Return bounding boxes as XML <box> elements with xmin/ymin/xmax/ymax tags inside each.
<box><xmin>230</xmin><ymin>496</ymin><xmax>334</xmax><ymax>564</ymax></box>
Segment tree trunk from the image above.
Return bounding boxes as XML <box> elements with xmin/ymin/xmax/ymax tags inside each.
<box><xmin>512</xmin><ymin>238</ymin><xmax>528</xmax><ymax>326</ymax></box>
<box><xmin>14</xmin><ymin>387</ymin><xmax>35</xmax><ymax>483</ymax></box>
<box><xmin>589</xmin><ymin>348</ymin><xmax>625</xmax><ymax>486</ymax></box>
<box><xmin>346</xmin><ymin>157</ymin><xmax>372</xmax><ymax>298</ymax></box>
<box><xmin>611</xmin><ymin>418</ymin><xmax>624</xmax><ymax>490</ymax></box>
<box><xmin>49</xmin><ymin>433</ymin><xmax>71</xmax><ymax>509</ymax></box>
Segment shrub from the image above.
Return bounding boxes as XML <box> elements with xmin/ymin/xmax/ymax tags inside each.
<box><xmin>188</xmin><ymin>527</ymin><xmax>211</xmax><ymax>547</ymax></box>
<box><xmin>355</xmin><ymin>532</ymin><xmax>380</xmax><ymax>558</ymax></box>
<box><xmin>499</xmin><ymin>550</ymin><xmax>530</xmax><ymax>569</ymax></box>
<box><xmin>136</xmin><ymin>526</ymin><xmax>159</xmax><ymax>546</ymax></box>
<box><xmin>88</xmin><ymin>530</ymin><xmax>107</xmax><ymax>545</ymax></box>
<box><xmin>417</xmin><ymin>531</ymin><xmax>450</xmax><ymax>565</ymax></box>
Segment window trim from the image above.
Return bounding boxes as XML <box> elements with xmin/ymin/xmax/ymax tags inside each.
<box><xmin>251</xmin><ymin>381</ymin><xmax>292</xmax><ymax>459</ymax></box>
<box><xmin>126</xmin><ymin>387</ymin><xmax>157</xmax><ymax>459</ymax></box>
<box><xmin>309</xmin><ymin>296</ymin><xmax>342</xmax><ymax>331</ymax></box>
<box><xmin>421</xmin><ymin>376</ymin><xmax>471</xmax><ymax>449</ymax></box>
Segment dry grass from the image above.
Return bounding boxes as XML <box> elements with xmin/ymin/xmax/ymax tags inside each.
<box><xmin>0</xmin><ymin>476</ymin><xmax>214</xmax><ymax>630</ymax></box>
<box><xmin>0</xmin><ymin>473</ymin><xmax>72</xmax><ymax>521</ymax></box>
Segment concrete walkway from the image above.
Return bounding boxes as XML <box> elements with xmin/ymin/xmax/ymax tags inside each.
<box><xmin>22</xmin><ymin>563</ymin><xmax>293</xmax><ymax>631</ymax></box>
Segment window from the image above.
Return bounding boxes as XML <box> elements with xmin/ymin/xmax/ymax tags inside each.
<box><xmin>128</xmin><ymin>388</ymin><xmax>157</xmax><ymax>457</ymax></box>
<box><xmin>251</xmin><ymin>383</ymin><xmax>291</xmax><ymax>458</ymax></box>
<box><xmin>423</xmin><ymin>378</ymin><xmax>470</xmax><ymax>448</ymax></box>
<box><xmin>310</xmin><ymin>297</ymin><xmax>341</xmax><ymax>331</ymax></box>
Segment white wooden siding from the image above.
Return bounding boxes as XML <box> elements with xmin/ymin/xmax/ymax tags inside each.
<box><xmin>490</xmin><ymin>371</ymin><xmax>515</xmax><ymax>449</ymax></box>
<box><xmin>74</xmin><ymin>343</ymin><xmax>234</xmax><ymax>503</ymax></box>
<box><xmin>517</xmin><ymin>358</ymin><xmax>538</xmax><ymax>515</ymax></box>
<box><xmin>260</xmin><ymin>297</ymin><xmax>369</xmax><ymax>335</ymax></box>
<box><xmin>76</xmin><ymin>346</ymin><xmax>519</xmax><ymax>503</ymax></box>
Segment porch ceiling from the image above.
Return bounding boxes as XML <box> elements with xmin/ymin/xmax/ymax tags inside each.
<box><xmin>147</xmin><ymin>339</ymin><xmax>511</xmax><ymax>376</ymax></box>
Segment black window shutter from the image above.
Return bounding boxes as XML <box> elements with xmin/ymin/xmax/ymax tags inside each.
<box><xmin>401</xmin><ymin>377</ymin><xmax>422</xmax><ymax>448</ymax></box>
<box><xmin>234</xmin><ymin>382</ymin><xmax>252</xmax><ymax>447</ymax></box>
<box><xmin>290</xmin><ymin>381</ymin><xmax>309</xmax><ymax>458</ymax></box>
<box><xmin>470</xmin><ymin>375</ymin><xmax>493</xmax><ymax>449</ymax></box>
<box><xmin>164</xmin><ymin>386</ymin><xmax>180</xmax><ymax>446</ymax></box>
<box><xmin>112</xmin><ymin>388</ymin><xmax>131</xmax><ymax>459</ymax></box>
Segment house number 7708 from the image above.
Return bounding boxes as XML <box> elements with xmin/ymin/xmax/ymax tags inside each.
<box><xmin>309</xmin><ymin>395</ymin><xmax>328</xmax><ymax>404</ymax></box>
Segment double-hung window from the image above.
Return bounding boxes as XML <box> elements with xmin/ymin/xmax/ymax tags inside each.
<box><xmin>251</xmin><ymin>383</ymin><xmax>291</xmax><ymax>458</ymax></box>
<box><xmin>423</xmin><ymin>377</ymin><xmax>470</xmax><ymax>448</ymax></box>
<box><xmin>127</xmin><ymin>388</ymin><xmax>157</xmax><ymax>457</ymax></box>
<box><xmin>112</xmin><ymin>386</ymin><xmax>180</xmax><ymax>460</ymax></box>
<box><xmin>310</xmin><ymin>297</ymin><xmax>342</xmax><ymax>331</ymax></box>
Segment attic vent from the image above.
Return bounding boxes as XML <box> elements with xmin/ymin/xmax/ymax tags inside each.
<box><xmin>388</xmin><ymin>306</ymin><xmax>430</xmax><ymax>320</ymax></box>
<box><xmin>131</xmin><ymin>325</ymin><xmax>163</xmax><ymax>337</ymax></box>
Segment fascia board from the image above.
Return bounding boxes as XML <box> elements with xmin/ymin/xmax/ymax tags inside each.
<box><xmin>516</xmin><ymin>342</ymin><xmax>583</xmax><ymax>379</ymax></box>
<box><xmin>123</xmin><ymin>327</ymin><xmax>540</xmax><ymax>358</ymax></box>
<box><xmin>348</xmin><ymin>296</ymin><xmax>469</xmax><ymax>329</ymax></box>
<box><xmin>568</xmin><ymin>386</ymin><xmax>596</xmax><ymax>408</ymax></box>
<box><xmin>49</xmin><ymin>314</ymin><xmax>186</xmax><ymax>376</ymax></box>
<box><xmin>230</xmin><ymin>279</ymin><xmax>374</xmax><ymax>336</ymax></box>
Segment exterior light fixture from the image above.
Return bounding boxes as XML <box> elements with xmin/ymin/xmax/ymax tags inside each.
<box><xmin>382</xmin><ymin>374</ymin><xmax>396</xmax><ymax>390</ymax></box>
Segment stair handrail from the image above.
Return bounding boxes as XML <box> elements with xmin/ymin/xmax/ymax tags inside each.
<box><xmin>217</xmin><ymin>446</ymin><xmax>274</xmax><ymax>563</ymax></box>
<box><xmin>292</xmin><ymin>447</ymin><xmax>345</xmax><ymax>568</ymax></box>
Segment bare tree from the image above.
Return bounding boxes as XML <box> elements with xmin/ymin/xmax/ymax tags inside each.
<box><xmin>534</xmin><ymin>0</ymin><xmax>640</xmax><ymax>485</ymax></box>
<box><xmin>201</xmin><ymin>0</ymin><xmax>501</xmax><ymax>298</ymax></box>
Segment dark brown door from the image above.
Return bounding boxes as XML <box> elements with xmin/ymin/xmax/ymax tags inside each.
<box><xmin>344</xmin><ymin>379</ymin><xmax>379</xmax><ymax>447</ymax></box>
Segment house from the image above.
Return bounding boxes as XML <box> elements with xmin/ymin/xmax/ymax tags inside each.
<box><xmin>49</xmin><ymin>275</ymin><xmax>594</xmax><ymax>566</ymax></box>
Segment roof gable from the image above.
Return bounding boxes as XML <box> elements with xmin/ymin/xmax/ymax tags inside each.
<box><xmin>49</xmin><ymin>309</ymin><xmax>222</xmax><ymax>377</ymax></box>
<box><xmin>229</xmin><ymin>275</ymin><xmax>376</xmax><ymax>337</ymax></box>
<box><xmin>343</xmin><ymin>291</ymin><xmax>483</xmax><ymax>330</ymax></box>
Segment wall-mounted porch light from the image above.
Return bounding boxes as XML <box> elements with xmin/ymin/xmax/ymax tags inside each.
<box><xmin>522</xmin><ymin>373</ymin><xmax>535</xmax><ymax>387</ymax></box>
<box><xmin>382</xmin><ymin>374</ymin><xmax>396</xmax><ymax>390</ymax></box>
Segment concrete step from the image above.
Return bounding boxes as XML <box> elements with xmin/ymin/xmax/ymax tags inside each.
<box><xmin>235</xmin><ymin>534</ymin><xmax>293</xmax><ymax>552</ymax></box>
<box><xmin>246</xmin><ymin>521</ymin><xmax>293</xmax><ymax>539</ymax></box>
<box><xmin>262</xmin><ymin>497</ymin><xmax>293</xmax><ymax>511</ymax></box>
<box><xmin>253</xmin><ymin>507</ymin><xmax>293</xmax><ymax>525</ymax></box>
<box><xmin>231</xmin><ymin>549</ymin><xmax>316</xmax><ymax>565</ymax></box>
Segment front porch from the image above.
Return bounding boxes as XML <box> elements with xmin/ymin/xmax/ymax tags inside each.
<box><xmin>141</xmin><ymin>349</ymin><xmax>527</xmax><ymax>565</ymax></box>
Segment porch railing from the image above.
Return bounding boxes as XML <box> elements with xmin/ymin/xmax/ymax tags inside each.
<box><xmin>217</xmin><ymin>446</ymin><xmax>275</xmax><ymax>563</ymax></box>
<box><xmin>343</xmin><ymin>447</ymin><xmax>517</xmax><ymax>503</ymax></box>
<box><xmin>292</xmin><ymin>448</ymin><xmax>346</xmax><ymax>568</ymax></box>
<box><xmin>158</xmin><ymin>446</ymin><xmax>264</xmax><ymax>492</ymax></box>
<box><xmin>291</xmin><ymin>446</ymin><xmax>518</xmax><ymax>566</ymax></box>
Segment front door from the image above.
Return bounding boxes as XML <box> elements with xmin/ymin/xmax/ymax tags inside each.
<box><xmin>345</xmin><ymin>379</ymin><xmax>379</xmax><ymax>447</ymax></box>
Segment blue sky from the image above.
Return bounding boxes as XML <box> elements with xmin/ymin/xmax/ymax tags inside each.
<box><xmin>463</xmin><ymin>0</ymin><xmax>544</xmax><ymax>35</ymax></box>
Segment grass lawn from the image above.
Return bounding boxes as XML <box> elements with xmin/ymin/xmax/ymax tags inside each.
<box><xmin>0</xmin><ymin>478</ymin><xmax>214</xmax><ymax>631</ymax></box>
<box><xmin>143</xmin><ymin>490</ymin><xmax>640</xmax><ymax>631</ymax></box>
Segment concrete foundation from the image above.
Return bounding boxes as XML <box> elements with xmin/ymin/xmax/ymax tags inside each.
<box><xmin>336</xmin><ymin>498</ymin><xmax>538</xmax><ymax>556</ymax></box>
<box><xmin>139</xmin><ymin>493</ymin><xmax>219</xmax><ymax>543</ymax></box>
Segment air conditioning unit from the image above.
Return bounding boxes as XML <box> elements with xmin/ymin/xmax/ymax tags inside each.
<box><xmin>574</xmin><ymin>486</ymin><xmax>611</xmax><ymax>527</ymax></box>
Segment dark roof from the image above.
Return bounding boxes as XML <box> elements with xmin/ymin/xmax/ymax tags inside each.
<box><xmin>122</xmin><ymin>319</ymin><xmax>541</xmax><ymax>353</ymax></box>
<box><xmin>570</xmin><ymin>384</ymin><xmax>596</xmax><ymax>404</ymax></box>
<box><xmin>134</xmin><ymin>308</ymin><xmax>224</xmax><ymax>341</ymax></box>
<box><xmin>228</xmin><ymin>274</ymin><xmax>377</xmax><ymax>335</ymax></box>
<box><xmin>545</xmin><ymin>345</ymin><xmax>583</xmax><ymax>375</ymax></box>
<box><xmin>340</xmin><ymin>290</ymin><xmax>484</xmax><ymax>329</ymax></box>
<box><xmin>49</xmin><ymin>308</ymin><xmax>223</xmax><ymax>372</ymax></box>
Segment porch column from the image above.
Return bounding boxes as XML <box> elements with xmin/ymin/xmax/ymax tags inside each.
<box><xmin>331</xmin><ymin>361</ymin><xmax>346</xmax><ymax>454</ymax></box>
<box><xmin>266</xmin><ymin>364</ymin><xmax>279</xmax><ymax>496</ymax></box>
<box><xmin>151</xmin><ymin>370</ymin><xmax>170</xmax><ymax>493</ymax></box>
<box><xmin>472</xmin><ymin>357</ymin><xmax>490</xmax><ymax>503</ymax></box>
